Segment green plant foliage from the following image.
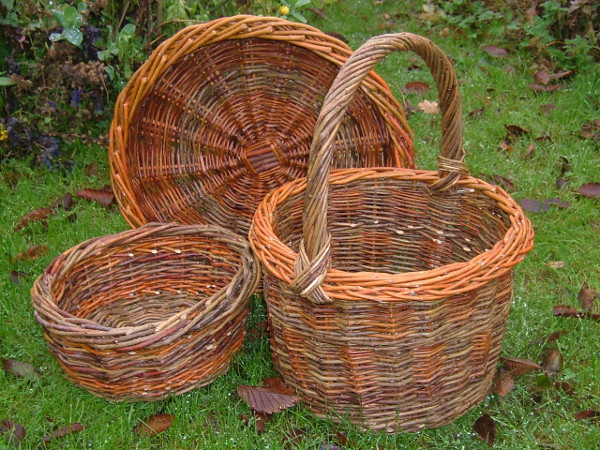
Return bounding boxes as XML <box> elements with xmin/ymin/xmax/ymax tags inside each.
<box><xmin>49</xmin><ymin>3</ymin><xmax>86</xmax><ymax>47</ymax></box>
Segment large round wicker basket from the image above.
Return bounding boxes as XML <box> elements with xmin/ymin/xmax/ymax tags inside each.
<box><xmin>109</xmin><ymin>15</ymin><xmax>414</xmax><ymax>236</ymax></box>
<box><xmin>249</xmin><ymin>33</ymin><xmax>534</xmax><ymax>431</ymax></box>
<box><xmin>31</xmin><ymin>223</ymin><xmax>260</xmax><ymax>401</ymax></box>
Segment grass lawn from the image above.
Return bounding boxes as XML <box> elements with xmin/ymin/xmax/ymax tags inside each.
<box><xmin>1</xmin><ymin>0</ymin><xmax>599</xmax><ymax>448</ymax></box>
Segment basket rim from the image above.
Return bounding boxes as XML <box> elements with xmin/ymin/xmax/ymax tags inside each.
<box><xmin>31</xmin><ymin>222</ymin><xmax>259</xmax><ymax>336</ymax></box>
<box><xmin>108</xmin><ymin>15</ymin><xmax>414</xmax><ymax>229</ymax></box>
<box><xmin>250</xmin><ymin>167</ymin><xmax>535</xmax><ymax>302</ymax></box>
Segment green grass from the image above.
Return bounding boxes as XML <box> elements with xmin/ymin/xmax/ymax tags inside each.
<box><xmin>1</xmin><ymin>0</ymin><xmax>599</xmax><ymax>448</ymax></box>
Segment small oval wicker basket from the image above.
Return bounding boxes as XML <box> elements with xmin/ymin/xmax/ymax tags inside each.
<box><xmin>31</xmin><ymin>223</ymin><xmax>260</xmax><ymax>401</ymax></box>
<box><xmin>109</xmin><ymin>15</ymin><xmax>414</xmax><ymax>237</ymax></box>
<box><xmin>250</xmin><ymin>33</ymin><xmax>535</xmax><ymax>431</ymax></box>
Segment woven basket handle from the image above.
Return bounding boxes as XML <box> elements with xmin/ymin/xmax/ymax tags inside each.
<box><xmin>291</xmin><ymin>33</ymin><xmax>466</xmax><ymax>304</ymax></box>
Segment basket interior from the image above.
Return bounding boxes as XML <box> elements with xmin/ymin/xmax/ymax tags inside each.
<box><xmin>273</xmin><ymin>177</ymin><xmax>513</xmax><ymax>274</ymax></box>
<box><xmin>52</xmin><ymin>237</ymin><xmax>241</xmax><ymax>328</ymax></box>
<box><xmin>126</xmin><ymin>37</ymin><xmax>399</xmax><ymax>232</ymax></box>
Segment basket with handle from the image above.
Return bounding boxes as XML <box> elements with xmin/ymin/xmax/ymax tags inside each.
<box><xmin>109</xmin><ymin>15</ymin><xmax>414</xmax><ymax>237</ymax></box>
<box><xmin>31</xmin><ymin>223</ymin><xmax>260</xmax><ymax>401</ymax></box>
<box><xmin>249</xmin><ymin>32</ymin><xmax>534</xmax><ymax>431</ymax></box>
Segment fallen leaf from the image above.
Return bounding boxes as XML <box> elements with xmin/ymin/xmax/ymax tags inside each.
<box><xmin>283</xmin><ymin>428</ymin><xmax>305</xmax><ymax>448</ymax></box>
<box><xmin>553</xmin><ymin>304</ymin><xmax>600</xmax><ymax>321</ymax></box>
<box><xmin>483</xmin><ymin>45</ymin><xmax>508</xmax><ymax>58</ymax></box>
<box><xmin>519</xmin><ymin>198</ymin><xmax>569</xmax><ymax>213</ymax></box>
<box><xmin>468</xmin><ymin>106</ymin><xmax>485</xmax><ymax>118</ymax></box>
<box><xmin>439</xmin><ymin>27</ymin><xmax>450</xmax><ymax>37</ymax></box>
<box><xmin>534</xmin><ymin>70</ymin><xmax>551</xmax><ymax>85</ymax></box>
<box><xmin>262</xmin><ymin>377</ymin><xmax>296</xmax><ymax>395</ymax></box>
<box><xmin>403</xmin><ymin>81</ymin><xmax>430</xmax><ymax>94</ymax></box>
<box><xmin>540</xmin><ymin>103</ymin><xmax>557</xmax><ymax>115</ymax></box>
<box><xmin>524</xmin><ymin>142</ymin><xmax>535</xmax><ymax>158</ymax></box>
<box><xmin>554</xmin><ymin>381</ymin><xmax>575</xmax><ymax>396</ymax></box>
<box><xmin>308</xmin><ymin>7</ymin><xmax>327</xmax><ymax>19</ymax></box>
<box><xmin>542</xmin><ymin>349</ymin><xmax>563</xmax><ymax>376</ymax></box>
<box><xmin>417</xmin><ymin>100</ymin><xmax>439</xmax><ymax>114</ymax></box>
<box><xmin>505</xmin><ymin>124</ymin><xmax>530</xmax><ymax>137</ymax></box>
<box><xmin>556</xmin><ymin>178</ymin><xmax>569</xmax><ymax>190</ymax></box>
<box><xmin>10</xmin><ymin>270</ymin><xmax>26</xmax><ymax>284</ymax></box>
<box><xmin>249</xmin><ymin>320</ymin><xmax>268</xmax><ymax>342</ymax></box>
<box><xmin>546</xmin><ymin>261</ymin><xmax>565</xmax><ymax>269</ymax></box>
<box><xmin>51</xmin><ymin>193</ymin><xmax>74</xmax><ymax>211</ymax></box>
<box><xmin>543</xmin><ymin>198</ymin><xmax>570</xmax><ymax>209</ymax></box>
<box><xmin>551</xmin><ymin>70</ymin><xmax>576</xmax><ymax>81</ymax></box>
<box><xmin>579</xmin><ymin>120</ymin><xmax>600</xmax><ymax>140</ymax></box>
<box><xmin>576</xmin><ymin>183</ymin><xmax>600</xmax><ymax>198</ymax></box>
<box><xmin>529</xmin><ymin>83</ymin><xmax>562</xmax><ymax>92</ymax></box>
<box><xmin>238</xmin><ymin>378</ymin><xmax>298</xmax><ymax>415</ymax></box>
<box><xmin>84</xmin><ymin>161</ymin><xmax>99</xmax><ymax>177</ymax></box>
<box><xmin>14</xmin><ymin>207</ymin><xmax>55</xmax><ymax>231</ymax></box>
<box><xmin>76</xmin><ymin>188</ymin><xmax>114</xmax><ymax>206</ymax></box>
<box><xmin>498</xmin><ymin>141</ymin><xmax>514</xmax><ymax>152</ymax></box>
<box><xmin>134</xmin><ymin>414</ymin><xmax>174</xmax><ymax>437</ymax></box>
<box><xmin>575</xmin><ymin>410</ymin><xmax>600</xmax><ymax>420</ymax></box>
<box><xmin>473</xmin><ymin>414</ymin><xmax>496</xmax><ymax>446</ymax></box>
<box><xmin>1</xmin><ymin>420</ymin><xmax>26</xmax><ymax>446</ymax></box>
<box><xmin>501</xmin><ymin>357</ymin><xmax>542</xmax><ymax>375</ymax></box>
<box><xmin>1</xmin><ymin>359</ymin><xmax>40</xmax><ymax>380</ymax></box>
<box><xmin>579</xmin><ymin>284</ymin><xmax>599</xmax><ymax>311</ymax></box>
<box><xmin>489</xmin><ymin>175</ymin><xmax>515</xmax><ymax>192</ymax></box>
<box><xmin>11</xmin><ymin>244</ymin><xmax>49</xmax><ymax>263</ymax></box>
<box><xmin>529</xmin><ymin>330</ymin><xmax>566</xmax><ymax>346</ymax></box>
<box><xmin>492</xmin><ymin>369</ymin><xmax>514</xmax><ymax>398</ymax></box>
<box><xmin>42</xmin><ymin>423</ymin><xmax>83</xmax><ymax>445</ymax></box>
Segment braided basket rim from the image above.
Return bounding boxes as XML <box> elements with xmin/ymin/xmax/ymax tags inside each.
<box><xmin>31</xmin><ymin>222</ymin><xmax>260</xmax><ymax>337</ymax></box>
<box><xmin>250</xmin><ymin>167</ymin><xmax>534</xmax><ymax>301</ymax></box>
<box><xmin>109</xmin><ymin>15</ymin><xmax>414</xmax><ymax>229</ymax></box>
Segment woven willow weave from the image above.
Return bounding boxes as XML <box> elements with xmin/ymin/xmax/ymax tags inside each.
<box><xmin>31</xmin><ymin>223</ymin><xmax>260</xmax><ymax>401</ymax></box>
<box><xmin>109</xmin><ymin>15</ymin><xmax>414</xmax><ymax>236</ymax></box>
<box><xmin>250</xmin><ymin>33</ymin><xmax>534</xmax><ymax>431</ymax></box>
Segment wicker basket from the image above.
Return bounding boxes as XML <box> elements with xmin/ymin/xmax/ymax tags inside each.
<box><xmin>31</xmin><ymin>223</ymin><xmax>260</xmax><ymax>401</ymax></box>
<box><xmin>249</xmin><ymin>33</ymin><xmax>534</xmax><ymax>431</ymax></box>
<box><xmin>109</xmin><ymin>15</ymin><xmax>414</xmax><ymax>237</ymax></box>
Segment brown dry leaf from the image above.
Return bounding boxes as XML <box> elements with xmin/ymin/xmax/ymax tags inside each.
<box><xmin>469</xmin><ymin>106</ymin><xmax>485</xmax><ymax>118</ymax></box>
<box><xmin>553</xmin><ymin>304</ymin><xmax>600</xmax><ymax>321</ymax></box>
<box><xmin>534</xmin><ymin>70</ymin><xmax>551</xmax><ymax>85</ymax></box>
<box><xmin>575</xmin><ymin>410</ymin><xmax>600</xmax><ymax>420</ymax></box>
<box><xmin>579</xmin><ymin>119</ymin><xmax>600</xmax><ymax>140</ymax></box>
<box><xmin>282</xmin><ymin>428</ymin><xmax>305</xmax><ymax>448</ymax></box>
<box><xmin>524</xmin><ymin>142</ymin><xmax>535</xmax><ymax>158</ymax></box>
<box><xmin>543</xmin><ymin>349</ymin><xmax>563</xmax><ymax>376</ymax></box>
<box><xmin>519</xmin><ymin>198</ymin><xmax>569</xmax><ymax>213</ymax></box>
<box><xmin>492</xmin><ymin>369</ymin><xmax>515</xmax><ymax>398</ymax></box>
<box><xmin>529</xmin><ymin>83</ymin><xmax>562</xmax><ymax>92</ymax></box>
<box><xmin>505</xmin><ymin>124</ymin><xmax>530</xmax><ymax>137</ymax></box>
<box><xmin>403</xmin><ymin>81</ymin><xmax>430</xmax><ymax>94</ymax></box>
<box><xmin>308</xmin><ymin>7</ymin><xmax>327</xmax><ymax>19</ymax></box>
<box><xmin>42</xmin><ymin>423</ymin><xmax>83</xmax><ymax>445</ymax></box>
<box><xmin>578</xmin><ymin>284</ymin><xmax>599</xmax><ymax>311</ymax></box>
<box><xmin>498</xmin><ymin>141</ymin><xmax>514</xmax><ymax>152</ymax></box>
<box><xmin>1</xmin><ymin>359</ymin><xmax>40</xmax><ymax>380</ymax></box>
<box><xmin>11</xmin><ymin>244</ymin><xmax>49</xmax><ymax>263</ymax></box>
<box><xmin>483</xmin><ymin>45</ymin><xmax>508</xmax><ymax>58</ymax></box>
<box><xmin>238</xmin><ymin>378</ymin><xmax>298</xmax><ymax>415</ymax></box>
<box><xmin>501</xmin><ymin>357</ymin><xmax>542</xmax><ymax>375</ymax></box>
<box><xmin>417</xmin><ymin>100</ymin><xmax>439</xmax><ymax>114</ymax></box>
<box><xmin>551</xmin><ymin>70</ymin><xmax>576</xmax><ymax>81</ymax></box>
<box><xmin>134</xmin><ymin>414</ymin><xmax>174</xmax><ymax>437</ymax></box>
<box><xmin>84</xmin><ymin>161</ymin><xmax>99</xmax><ymax>177</ymax></box>
<box><xmin>546</xmin><ymin>261</ymin><xmax>565</xmax><ymax>269</ymax></box>
<box><xmin>76</xmin><ymin>188</ymin><xmax>114</xmax><ymax>206</ymax></box>
<box><xmin>1</xmin><ymin>420</ymin><xmax>26</xmax><ymax>446</ymax></box>
<box><xmin>529</xmin><ymin>330</ymin><xmax>566</xmax><ymax>346</ymax></box>
<box><xmin>51</xmin><ymin>193</ymin><xmax>74</xmax><ymax>211</ymax></box>
<box><xmin>540</xmin><ymin>103</ymin><xmax>557</xmax><ymax>115</ymax></box>
<box><xmin>576</xmin><ymin>182</ymin><xmax>600</xmax><ymax>198</ymax></box>
<box><xmin>473</xmin><ymin>414</ymin><xmax>496</xmax><ymax>446</ymax></box>
<box><xmin>14</xmin><ymin>207</ymin><xmax>55</xmax><ymax>231</ymax></box>
<box><xmin>489</xmin><ymin>175</ymin><xmax>515</xmax><ymax>192</ymax></box>
<box><xmin>10</xmin><ymin>270</ymin><xmax>26</xmax><ymax>284</ymax></box>
<box><xmin>554</xmin><ymin>381</ymin><xmax>575</xmax><ymax>396</ymax></box>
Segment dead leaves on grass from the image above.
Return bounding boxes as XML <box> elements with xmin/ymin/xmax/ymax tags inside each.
<box><xmin>237</xmin><ymin>377</ymin><xmax>298</xmax><ymax>415</ymax></box>
<box><xmin>133</xmin><ymin>414</ymin><xmax>174</xmax><ymax>437</ymax></box>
